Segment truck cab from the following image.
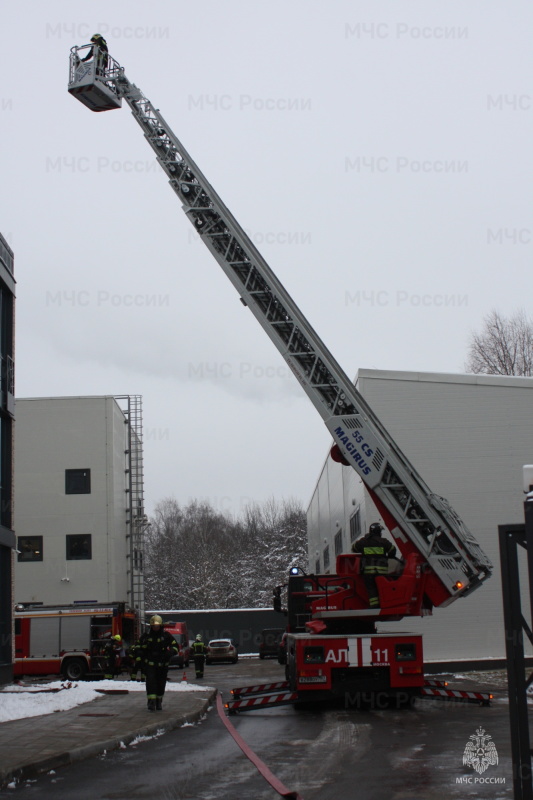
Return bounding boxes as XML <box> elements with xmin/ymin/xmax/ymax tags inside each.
<box><xmin>163</xmin><ymin>621</ymin><xmax>190</xmax><ymax>669</ymax></box>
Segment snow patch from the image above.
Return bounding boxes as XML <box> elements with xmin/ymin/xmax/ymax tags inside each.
<box><xmin>0</xmin><ymin>679</ymin><xmax>213</xmax><ymax>723</ymax></box>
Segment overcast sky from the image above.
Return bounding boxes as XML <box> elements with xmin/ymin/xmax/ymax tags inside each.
<box><xmin>1</xmin><ymin>2</ymin><xmax>531</xmax><ymax>516</ymax></box>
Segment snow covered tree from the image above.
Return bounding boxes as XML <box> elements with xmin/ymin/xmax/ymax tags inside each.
<box><xmin>239</xmin><ymin>498</ymin><xmax>308</xmax><ymax>606</ymax></box>
<box><xmin>144</xmin><ymin>496</ymin><xmax>307</xmax><ymax>610</ymax></box>
<box><xmin>466</xmin><ymin>309</ymin><xmax>533</xmax><ymax>376</ymax></box>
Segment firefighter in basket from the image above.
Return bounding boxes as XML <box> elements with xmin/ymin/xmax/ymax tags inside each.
<box><xmin>80</xmin><ymin>33</ymin><xmax>109</xmax><ymax>76</ymax></box>
<box><xmin>352</xmin><ymin>522</ymin><xmax>396</xmax><ymax>608</ymax></box>
<box><xmin>135</xmin><ymin>615</ymin><xmax>178</xmax><ymax>711</ymax></box>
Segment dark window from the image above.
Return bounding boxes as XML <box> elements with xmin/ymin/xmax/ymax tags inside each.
<box><xmin>334</xmin><ymin>529</ymin><xmax>343</xmax><ymax>556</ymax></box>
<box><xmin>304</xmin><ymin>646</ymin><xmax>325</xmax><ymax>664</ymax></box>
<box><xmin>395</xmin><ymin>643</ymin><xmax>417</xmax><ymax>661</ymax></box>
<box><xmin>350</xmin><ymin>509</ymin><xmax>361</xmax><ymax>543</ymax></box>
<box><xmin>18</xmin><ymin>536</ymin><xmax>43</xmax><ymax>562</ymax></box>
<box><xmin>66</xmin><ymin>534</ymin><xmax>92</xmax><ymax>560</ymax></box>
<box><xmin>315</xmin><ymin>558</ymin><xmax>320</xmax><ymax>574</ymax></box>
<box><xmin>65</xmin><ymin>469</ymin><xmax>91</xmax><ymax>494</ymax></box>
<box><xmin>323</xmin><ymin>545</ymin><xmax>330</xmax><ymax>571</ymax></box>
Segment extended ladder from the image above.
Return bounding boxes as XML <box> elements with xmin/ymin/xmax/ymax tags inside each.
<box><xmin>68</xmin><ymin>48</ymin><xmax>493</xmax><ymax>609</ymax></box>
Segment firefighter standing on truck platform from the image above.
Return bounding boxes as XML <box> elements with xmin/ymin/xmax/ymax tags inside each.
<box><xmin>192</xmin><ymin>634</ymin><xmax>206</xmax><ymax>679</ymax></box>
<box><xmin>352</xmin><ymin>522</ymin><xmax>396</xmax><ymax>608</ymax></box>
<box><xmin>135</xmin><ymin>615</ymin><xmax>178</xmax><ymax>711</ymax></box>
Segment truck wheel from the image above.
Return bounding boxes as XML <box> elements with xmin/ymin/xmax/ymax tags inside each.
<box><xmin>63</xmin><ymin>658</ymin><xmax>88</xmax><ymax>680</ymax></box>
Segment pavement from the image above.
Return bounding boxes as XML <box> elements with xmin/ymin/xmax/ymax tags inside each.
<box><xmin>0</xmin><ymin>680</ymin><xmax>217</xmax><ymax>789</ymax></box>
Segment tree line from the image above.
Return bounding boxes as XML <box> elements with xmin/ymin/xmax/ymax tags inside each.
<box><xmin>144</xmin><ymin>497</ymin><xmax>307</xmax><ymax>610</ymax></box>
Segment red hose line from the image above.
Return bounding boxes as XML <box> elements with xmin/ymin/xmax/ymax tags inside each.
<box><xmin>216</xmin><ymin>692</ymin><xmax>304</xmax><ymax>800</ymax></box>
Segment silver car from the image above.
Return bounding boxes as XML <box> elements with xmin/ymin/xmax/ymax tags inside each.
<box><xmin>206</xmin><ymin>638</ymin><xmax>238</xmax><ymax>664</ymax></box>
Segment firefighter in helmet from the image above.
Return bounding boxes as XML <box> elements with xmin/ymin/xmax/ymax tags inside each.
<box><xmin>103</xmin><ymin>634</ymin><xmax>123</xmax><ymax>679</ymax></box>
<box><xmin>81</xmin><ymin>33</ymin><xmax>109</xmax><ymax>75</ymax></box>
<box><xmin>127</xmin><ymin>641</ymin><xmax>145</xmax><ymax>682</ymax></box>
<box><xmin>352</xmin><ymin>522</ymin><xmax>396</xmax><ymax>608</ymax></box>
<box><xmin>192</xmin><ymin>634</ymin><xmax>207</xmax><ymax>679</ymax></box>
<box><xmin>135</xmin><ymin>615</ymin><xmax>178</xmax><ymax>711</ymax></box>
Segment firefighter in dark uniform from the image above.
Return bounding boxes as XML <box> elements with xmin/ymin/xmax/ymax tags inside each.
<box><xmin>192</xmin><ymin>634</ymin><xmax>207</xmax><ymax>679</ymax></box>
<box><xmin>135</xmin><ymin>615</ymin><xmax>178</xmax><ymax>711</ymax></box>
<box><xmin>103</xmin><ymin>634</ymin><xmax>123</xmax><ymax>679</ymax></box>
<box><xmin>81</xmin><ymin>33</ymin><xmax>109</xmax><ymax>75</ymax></box>
<box><xmin>352</xmin><ymin>522</ymin><xmax>396</xmax><ymax>608</ymax></box>
<box><xmin>127</xmin><ymin>641</ymin><xmax>145</xmax><ymax>682</ymax></box>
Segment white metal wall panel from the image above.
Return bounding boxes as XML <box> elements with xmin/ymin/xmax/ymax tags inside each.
<box><xmin>307</xmin><ymin>370</ymin><xmax>533</xmax><ymax>662</ymax></box>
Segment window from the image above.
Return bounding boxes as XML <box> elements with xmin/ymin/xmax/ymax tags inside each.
<box><xmin>323</xmin><ymin>545</ymin><xmax>330</xmax><ymax>571</ymax></box>
<box><xmin>315</xmin><ymin>558</ymin><xmax>320</xmax><ymax>574</ymax></box>
<box><xmin>65</xmin><ymin>469</ymin><xmax>91</xmax><ymax>495</ymax></box>
<box><xmin>334</xmin><ymin>529</ymin><xmax>343</xmax><ymax>556</ymax></box>
<box><xmin>66</xmin><ymin>534</ymin><xmax>92</xmax><ymax>560</ymax></box>
<box><xmin>350</xmin><ymin>509</ymin><xmax>361</xmax><ymax>544</ymax></box>
<box><xmin>18</xmin><ymin>536</ymin><xmax>43</xmax><ymax>562</ymax></box>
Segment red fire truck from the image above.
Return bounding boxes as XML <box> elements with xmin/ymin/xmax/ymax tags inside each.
<box><xmin>279</xmin><ymin>553</ymin><xmax>428</xmax><ymax>706</ymax></box>
<box><xmin>14</xmin><ymin>603</ymin><xmax>140</xmax><ymax>680</ymax></box>
<box><xmin>67</xmin><ymin>48</ymin><xmax>494</xmax><ymax>706</ymax></box>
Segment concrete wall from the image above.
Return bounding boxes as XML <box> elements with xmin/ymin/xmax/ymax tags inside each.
<box><xmin>307</xmin><ymin>369</ymin><xmax>533</xmax><ymax>663</ymax></box>
<box><xmin>14</xmin><ymin>397</ymin><xmax>130</xmax><ymax>605</ymax></box>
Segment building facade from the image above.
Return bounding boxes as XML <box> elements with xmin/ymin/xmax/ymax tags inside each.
<box><xmin>307</xmin><ymin>369</ymin><xmax>533</xmax><ymax>665</ymax></box>
<box><xmin>0</xmin><ymin>232</ymin><xmax>15</xmax><ymax>685</ymax></box>
<box><xmin>14</xmin><ymin>396</ymin><xmax>145</xmax><ymax>615</ymax></box>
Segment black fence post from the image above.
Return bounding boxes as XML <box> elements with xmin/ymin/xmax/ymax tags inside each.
<box><xmin>499</xmin><ymin>521</ymin><xmax>533</xmax><ymax>800</ymax></box>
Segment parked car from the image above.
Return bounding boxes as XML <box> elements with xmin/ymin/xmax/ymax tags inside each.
<box><xmin>258</xmin><ymin>628</ymin><xmax>285</xmax><ymax>659</ymax></box>
<box><xmin>163</xmin><ymin>621</ymin><xmax>190</xmax><ymax>668</ymax></box>
<box><xmin>206</xmin><ymin>638</ymin><xmax>238</xmax><ymax>664</ymax></box>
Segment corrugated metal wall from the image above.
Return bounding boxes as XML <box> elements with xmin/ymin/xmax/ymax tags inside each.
<box><xmin>307</xmin><ymin>370</ymin><xmax>533</xmax><ymax>663</ymax></box>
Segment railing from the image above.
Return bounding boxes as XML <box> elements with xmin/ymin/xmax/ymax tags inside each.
<box><xmin>69</xmin><ymin>45</ymin><xmax>123</xmax><ymax>96</ymax></box>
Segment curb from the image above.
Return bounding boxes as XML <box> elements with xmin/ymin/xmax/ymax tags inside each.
<box><xmin>0</xmin><ymin>689</ymin><xmax>217</xmax><ymax>789</ymax></box>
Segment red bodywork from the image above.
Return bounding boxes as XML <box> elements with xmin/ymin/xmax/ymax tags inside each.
<box><xmin>287</xmin><ymin>631</ymin><xmax>423</xmax><ymax>698</ymax></box>
<box><xmin>14</xmin><ymin>604</ymin><xmax>139</xmax><ymax>678</ymax></box>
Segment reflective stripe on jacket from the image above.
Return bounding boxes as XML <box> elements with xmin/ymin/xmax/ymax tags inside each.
<box><xmin>136</xmin><ymin>630</ymin><xmax>178</xmax><ymax>667</ymax></box>
<box><xmin>353</xmin><ymin>534</ymin><xmax>396</xmax><ymax>575</ymax></box>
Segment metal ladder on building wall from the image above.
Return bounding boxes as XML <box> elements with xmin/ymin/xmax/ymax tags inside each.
<box><xmin>124</xmin><ymin>395</ymin><xmax>146</xmax><ymax>620</ymax></box>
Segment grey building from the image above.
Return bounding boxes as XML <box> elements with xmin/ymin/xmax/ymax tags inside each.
<box><xmin>0</xmin><ymin>232</ymin><xmax>15</xmax><ymax>685</ymax></box>
<box><xmin>307</xmin><ymin>369</ymin><xmax>533</xmax><ymax>665</ymax></box>
<box><xmin>14</xmin><ymin>396</ymin><xmax>145</xmax><ymax>616</ymax></box>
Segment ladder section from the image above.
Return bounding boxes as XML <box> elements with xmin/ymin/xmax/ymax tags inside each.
<box><xmin>124</xmin><ymin>394</ymin><xmax>145</xmax><ymax>618</ymax></box>
<box><xmin>93</xmin><ymin>69</ymin><xmax>492</xmax><ymax>606</ymax></box>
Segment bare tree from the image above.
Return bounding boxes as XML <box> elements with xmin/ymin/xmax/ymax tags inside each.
<box><xmin>466</xmin><ymin>309</ymin><xmax>533</xmax><ymax>376</ymax></box>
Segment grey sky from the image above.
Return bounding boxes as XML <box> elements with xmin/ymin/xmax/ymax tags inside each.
<box><xmin>1</xmin><ymin>2</ymin><xmax>531</xmax><ymax>515</ymax></box>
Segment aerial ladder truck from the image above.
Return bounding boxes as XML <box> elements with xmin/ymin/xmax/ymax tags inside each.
<box><xmin>68</xmin><ymin>45</ymin><xmax>493</xmax><ymax>705</ymax></box>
